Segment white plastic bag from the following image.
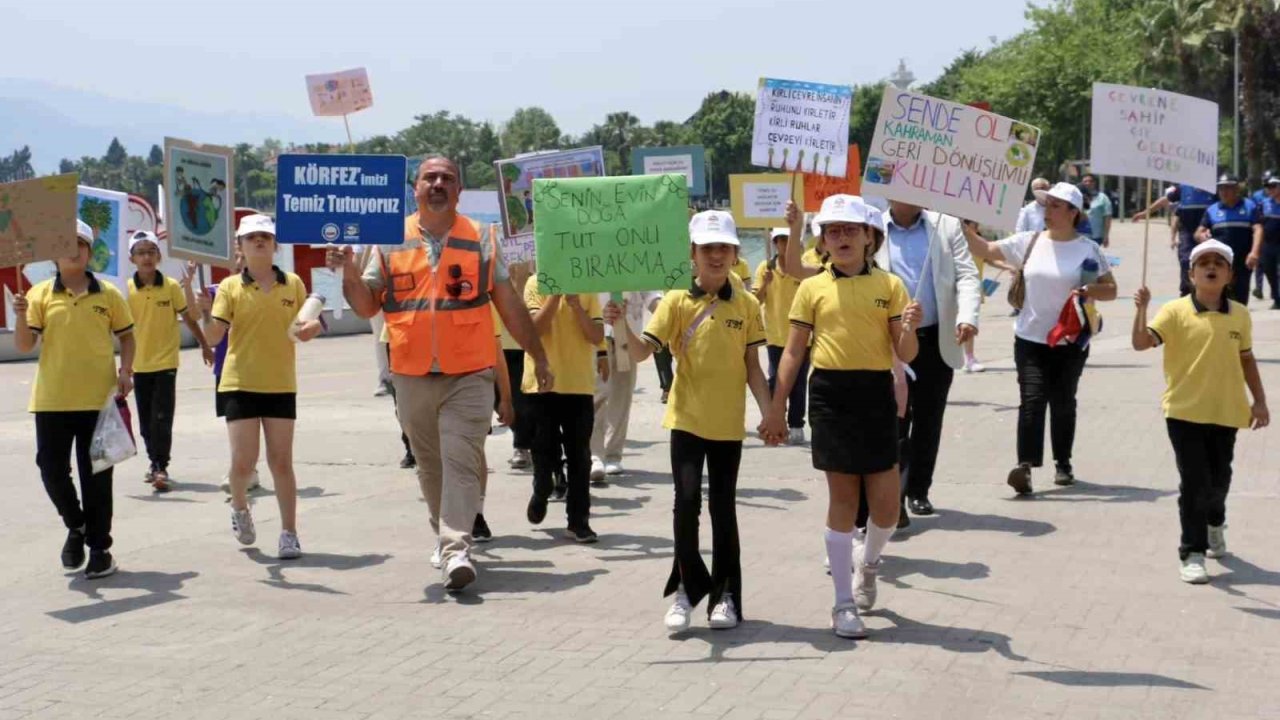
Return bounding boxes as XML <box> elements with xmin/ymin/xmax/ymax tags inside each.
<box><xmin>90</xmin><ymin>394</ymin><xmax>136</xmax><ymax>474</ymax></box>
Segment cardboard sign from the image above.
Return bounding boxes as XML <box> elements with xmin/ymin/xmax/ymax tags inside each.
<box><xmin>532</xmin><ymin>174</ymin><xmax>691</xmax><ymax>295</ymax></box>
<box><xmin>803</xmin><ymin>145</ymin><xmax>862</xmax><ymax>211</ymax></box>
<box><xmin>305</xmin><ymin>67</ymin><xmax>374</xmax><ymax>117</ymax></box>
<box><xmin>631</xmin><ymin>145</ymin><xmax>707</xmax><ymax>197</ymax></box>
<box><xmin>164</xmin><ymin>138</ymin><xmax>235</xmax><ymax>268</ymax></box>
<box><xmin>729</xmin><ymin>173</ymin><xmax>806</xmax><ymax>229</ymax></box>
<box><xmin>862</xmin><ymin>87</ymin><xmax>1039</xmax><ymax>231</ymax></box>
<box><xmin>1089</xmin><ymin>83</ymin><xmax>1219</xmax><ymax>189</ymax></box>
<box><xmin>0</xmin><ymin>173</ymin><xmax>79</xmax><ymax>269</ymax></box>
<box><xmin>751</xmin><ymin>78</ymin><xmax>853</xmax><ymax>176</ymax></box>
<box><xmin>496</xmin><ymin>147</ymin><xmax>605</xmax><ymax>241</ymax></box>
<box><xmin>275</xmin><ymin>154</ymin><xmax>408</xmax><ymax>245</ymax></box>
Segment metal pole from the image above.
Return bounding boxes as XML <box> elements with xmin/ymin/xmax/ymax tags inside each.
<box><xmin>1234</xmin><ymin>28</ymin><xmax>1241</xmax><ymax>176</ymax></box>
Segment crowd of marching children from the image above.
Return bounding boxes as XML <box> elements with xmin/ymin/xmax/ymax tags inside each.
<box><xmin>11</xmin><ymin>156</ymin><xmax>1271</xmax><ymax>638</ymax></box>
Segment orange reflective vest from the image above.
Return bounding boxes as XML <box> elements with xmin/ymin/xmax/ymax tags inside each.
<box><xmin>381</xmin><ymin>214</ymin><xmax>497</xmax><ymax>375</ymax></box>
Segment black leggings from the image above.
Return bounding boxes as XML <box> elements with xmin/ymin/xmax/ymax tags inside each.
<box><xmin>665</xmin><ymin>429</ymin><xmax>743</xmax><ymax>618</ymax></box>
<box><xmin>134</xmin><ymin>370</ymin><xmax>177</xmax><ymax>471</ymax></box>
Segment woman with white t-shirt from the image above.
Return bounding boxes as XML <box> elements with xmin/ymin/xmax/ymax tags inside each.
<box><xmin>965</xmin><ymin>183</ymin><xmax>1117</xmax><ymax>495</ymax></box>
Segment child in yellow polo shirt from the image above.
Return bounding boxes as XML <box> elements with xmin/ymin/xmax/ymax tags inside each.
<box><xmin>754</xmin><ymin>227</ymin><xmax>809</xmax><ymax>446</ymax></box>
<box><xmin>522</xmin><ymin>276</ymin><xmax>604</xmax><ymax>543</ymax></box>
<box><xmin>126</xmin><ymin>231</ymin><xmax>211</xmax><ymax>492</ymax></box>
<box><xmin>766</xmin><ymin>195</ymin><xmax>922</xmax><ymax>639</ymax></box>
<box><xmin>1133</xmin><ymin>240</ymin><xmax>1269</xmax><ymax>584</ymax></box>
<box><xmin>197</xmin><ymin>215</ymin><xmax>323</xmax><ymax>560</ymax></box>
<box><xmin>612</xmin><ymin>210</ymin><xmax>771</xmax><ymax>633</ymax></box>
<box><xmin>12</xmin><ymin>219</ymin><xmax>136</xmax><ymax>580</ymax></box>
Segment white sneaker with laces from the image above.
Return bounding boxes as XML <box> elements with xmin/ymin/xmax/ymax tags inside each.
<box><xmin>231</xmin><ymin>507</ymin><xmax>256</xmax><ymax>545</ymax></box>
<box><xmin>444</xmin><ymin>552</ymin><xmax>476</xmax><ymax>592</ymax></box>
<box><xmin>1180</xmin><ymin>553</ymin><xmax>1210</xmax><ymax>584</ymax></box>
<box><xmin>788</xmin><ymin>427</ymin><xmax>806</xmax><ymax>445</ymax></box>
<box><xmin>589</xmin><ymin>457</ymin><xmax>606</xmax><ymax>484</ymax></box>
<box><xmin>604</xmin><ymin>462</ymin><xmax>624</xmax><ymax>476</ymax></box>
<box><xmin>1207</xmin><ymin>525</ymin><xmax>1227</xmax><ymax>558</ymax></box>
<box><xmin>430</xmin><ymin>540</ymin><xmax>443</xmax><ymax>569</ymax></box>
<box><xmin>278</xmin><ymin>531</ymin><xmax>302</xmax><ymax>560</ymax></box>
<box><xmin>854</xmin><ymin>554</ymin><xmax>880</xmax><ymax>611</ymax></box>
<box><xmin>665</xmin><ymin>588</ymin><xmax>693</xmax><ymax>633</ymax></box>
<box><xmin>965</xmin><ymin>359</ymin><xmax>986</xmax><ymax>373</ymax></box>
<box><xmin>832</xmin><ymin>603</ymin><xmax>868</xmax><ymax>638</ymax></box>
<box><xmin>709</xmin><ymin>594</ymin><xmax>739</xmax><ymax>629</ymax></box>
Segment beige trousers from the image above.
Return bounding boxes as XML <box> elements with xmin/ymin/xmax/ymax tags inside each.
<box><xmin>392</xmin><ymin>369</ymin><xmax>494</xmax><ymax>565</ymax></box>
<box><xmin>590</xmin><ymin>339</ymin><xmax>637</xmax><ymax>464</ymax></box>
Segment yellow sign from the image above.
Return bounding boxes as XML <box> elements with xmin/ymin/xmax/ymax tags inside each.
<box><xmin>728</xmin><ymin>173</ymin><xmax>805</xmax><ymax>229</ymax></box>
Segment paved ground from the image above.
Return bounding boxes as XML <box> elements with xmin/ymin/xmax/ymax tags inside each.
<box><xmin>2</xmin><ymin>221</ymin><xmax>1279</xmax><ymax>719</ymax></box>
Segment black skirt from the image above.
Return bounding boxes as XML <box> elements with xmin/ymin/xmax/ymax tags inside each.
<box><xmin>218</xmin><ymin>391</ymin><xmax>298</xmax><ymax>421</ymax></box>
<box><xmin>808</xmin><ymin>369</ymin><xmax>898</xmax><ymax>475</ymax></box>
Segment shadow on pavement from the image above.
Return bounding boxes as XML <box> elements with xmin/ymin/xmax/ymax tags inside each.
<box><xmin>591</xmin><ymin>494</ymin><xmax>651</xmax><ymax>512</ymax></box>
<box><xmin>653</xmin><ymin>619</ymin><xmax>859</xmax><ymax>662</ymax></box>
<box><xmin>879</xmin><ymin>556</ymin><xmax>991</xmax><ymax>589</ymax></box>
<box><xmin>1238</xmin><ymin>607</ymin><xmax>1280</xmax><ymax>620</ymax></box>
<box><xmin>242</xmin><ymin>548</ymin><xmax>391</xmax><ymax>595</ymax></box>
<box><xmin>1032</xmin><ymin>480</ymin><xmax>1175</xmax><ymax>504</ymax></box>
<box><xmin>50</xmin><ymin>570</ymin><xmax>200</xmax><ymax>623</ymax></box>
<box><xmin>870</xmin><ymin>609</ymin><xmax>1028</xmax><ymax>661</ymax></box>
<box><xmin>1214</xmin><ymin>554</ymin><xmax>1280</xmax><ymax>599</ymax></box>
<box><xmin>421</xmin><ymin>566</ymin><xmax>608</xmax><ymax>604</ymax></box>
<box><xmin>906</xmin><ymin>508</ymin><xmax>1056</xmax><ymax>538</ymax></box>
<box><xmin>1012</xmin><ymin>670</ymin><xmax>1208</xmax><ymax>690</ymax></box>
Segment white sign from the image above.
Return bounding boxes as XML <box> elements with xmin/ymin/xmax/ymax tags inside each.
<box><xmin>642</xmin><ymin>154</ymin><xmax>694</xmax><ymax>186</ymax></box>
<box><xmin>1089</xmin><ymin>83</ymin><xmax>1219</xmax><ymax>190</ymax></box>
<box><xmin>743</xmin><ymin>182</ymin><xmax>792</xmax><ymax>218</ymax></box>
<box><xmin>309</xmin><ymin>267</ymin><xmax>348</xmax><ymax>312</ymax></box>
<box><xmin>305</xmin><ymin>67</ymin><xmax>374</xmax><ymax>117</ymax></box>
<box><xmin>751</xmin><ymin>77</ymin><xmax>853</xmax><ymax>177</ymax></box>
<box><xmin>862</xmin><ymin>87</ymin><xmax>1039</xmax><ymax>232</ymax></box>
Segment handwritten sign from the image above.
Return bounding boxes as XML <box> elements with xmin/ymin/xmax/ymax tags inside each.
<box><xmin>275</xmin><ymin>154</ymin><xmax>407</xmax><ymax>245</ymax></box>
<box><xmin>533</xmin><ymin>174</ymin><xmax>690</xmax><ymax>295</ymax></box>
<box><xmin>803</xmin><ymin>145</ymin><xmax>862</xmax><ymax>211</ymax></box>
<box><xmin>728</xmin><ymin>173</ymin><xmax>805</xmax><ymax>229</ymax></box>
<box><xmin>1089</xmin><ymin>83</ymin><xmax>1218</xmax><ymax>190</ymax></box>
<box><xmin>164</xmin><ymin>137</ymin><xmax>235</xmax><ymax>268</ymax></box>
<box><xmin>305</xmin><ymin>67</ymin><xmax>374</xmax><ymax>117</ymax></box>
<box><xmin>0</xmin><ymin>173</ymin><xmax>78</xmax><ymax>269</ymax></box>
<box><xmin>631</xmin><ymin>145</ymin><xmax>707</xmax><ymax>197</ymax></box>
<box><xmin>862</xmin><ymin>87</ymin><xmax>1039</xmax><ymax>231</ymax></box>
<box><xmin>752</xmin><ymin>78</ymin><xmax>853</xmax><ymax>176</ymax></box>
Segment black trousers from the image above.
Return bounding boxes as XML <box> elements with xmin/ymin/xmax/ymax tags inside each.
<box><xmin>1261</xmin><ymin>243</ymin><xmax>1280</xmax><ymax>304</ymax></box>
<box><xmin>654</xmin><ymin>346</ymin><xmax>675</xmax><ymax>392</ymax></box>
<box><xmin>1014</xmin><ymin>337</ymin><xmax>1088</xmax><ymax>468</ymax></box>
<box><xmin>1228</xmin><ymin>254</ymin><xmax>1253</xmax><ymax>305</ymax></box>
<box><xmin>766</xmin><ymin>345</ymin><xmax>810</xmax><ymax>428</ymax></box>
<box><xmin>899</xmin><ymin>327</ymin><xmax>955</xmax><ymax>500</ymax></box>
<box><xmin>531</xmin><ymin>393</ymin><xmax>593</xmax><ymax>526</ymax></box>
<box><xmin>134</xmin><ymin>370</ymin><xmax>176</xmax><ymax>471</ymax></box>
<box><xmin>504</xmin><ymin>349</ymin><xmax>535</xmax><ymax>450</ymax></box>
<box><xmin>664</xmin><ymin>429</ymin><xmax>743</xmax><ymax>618</ymax></box>
<box><xmin>1177</xmin><ymin>229</ymin><xmax>1196</xmax><ymax>297</ymax></box>
<box><xmin>1167</xmin><ymin>419</ymin><xmax>1236</xmax><ymax>560</ymax></box>
<box><xmin>35</xmin><ymin>412</ymin><xmax>114</xmax><ymax>551</ymax></box>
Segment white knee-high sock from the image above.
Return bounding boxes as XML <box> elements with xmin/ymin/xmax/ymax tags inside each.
<box><xmin>825</xmin><ymin>528</ymin><xmax>855</xmax><ymax>605</ymax></box>
<box><xmin>863</xmin><ymin>521</ymin><xmax>895</xmax><ymax>565</ymax></box>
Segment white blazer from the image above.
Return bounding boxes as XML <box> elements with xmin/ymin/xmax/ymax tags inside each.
<box><xmin>874</xmin><ymin>211</ymin><xmax>981</xmax><ymax>370</ymax></box>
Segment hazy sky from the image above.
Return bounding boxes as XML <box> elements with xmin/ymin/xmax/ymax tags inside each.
<box><xmin>8</xmin><ymin>0</ymin><xmax>1039</xmax><ymax>140</ymax></box>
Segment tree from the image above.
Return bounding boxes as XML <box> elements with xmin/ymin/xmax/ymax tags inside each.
<box><xmin>689</xmin><ymin>91</ymin><xmax>755</xmax><ymax>199</ymax></box>
<box><xmin>104</xmin><ymin>137</ymin><xmax>128</xmax><ymax>168</ymax></box>
<box><xmin>849</xmin><ymin>82</ymin><xmax>888</xmax><ymax>161</ymax></box>
<box><xmin>0</xmin><ymin>146</ymin><xmax>34</xmax><ymax>183</ymax></box>
<box><xmin>501</xmin><ymin>107</ymin><xmax>561</xmax><ymax>156</ymax></box>
<box><xmin>147</xmin><ymin>144</ymin><xmax>164</xmax><ymax>167</ymax></box>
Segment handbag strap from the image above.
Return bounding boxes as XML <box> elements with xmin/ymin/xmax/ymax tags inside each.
<box><xmin>678</xmin><ymin>299</ymin><xmax>719</xmax><ymax>353</ymax></box>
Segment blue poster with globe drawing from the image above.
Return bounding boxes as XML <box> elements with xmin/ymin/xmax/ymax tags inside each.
<box><xmin>163</xmin><ymin>138</ymin><xmax>234</xmax><ymax>267</ymax></box>
<box><xmin>275</xmin><ymin>154</ymin><xmax>408</xmax><ymax>245</ymax></box>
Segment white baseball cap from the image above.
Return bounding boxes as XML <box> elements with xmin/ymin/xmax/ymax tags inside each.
<box><xmin>1190</xmin><ymin>239</ymin><xmax>1233</xmax><ymax>266</ymax></box>
<box><xmin>866</xmin><ymin>206</ymin><xmax>887</xmax><ymax>235</ymax></box>
<box><xmin>689</xmin><ymin>210</ymin><xmax>740</xmax><ymax>246</ymax></box>
<box><xmin>76</xmin><ymin>219</ymin><xmax>94</xmax><ymax>244</ymax></box>
<box><xmin>769</xmin><ymin>227</ymin><xmax>790</xmax><ymax>241</ymax></box>
<box><xmin>1045</xmin><ymin>182</ymin><xmax>1084</xmax><ymax>210</ymax></box>
<box><xmin>236</xmin><ymin>214</ymin><xmax>276</xmax><ymax>238</ymax></box>
<box><xmin>812</xmin><ymin>194</ymin><xmax>869</xmax><ymax>230</ymax></box>
<box><xmin>128</xmin><ymin>230</ymin><xmax>161</xmax><ymax>253</ymax></box>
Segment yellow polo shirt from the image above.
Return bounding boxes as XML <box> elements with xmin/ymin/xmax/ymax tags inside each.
<box><xmin>1148</xmin><ymin>295</ymin><xmax>1253</xmax><ymax>428</ymax></box>
<box><xmin>643</xmin><ymin>280</ymin><xmax>766</xmax><ymax>441</ymax></box>
<box><xmin>128</xmin><ymin>272</ymin><xmax>188</xmax><ymax>373</ymax></box>
<box><xmin>789</xmin><ymin>265</ymin><xmax>908</xmax><ymax>371</ymax></box>
<box><xmin>731</xmin><ymin>257</ymin><xmax>751</xmax><ymax>285</ymax></box>
<box><xmin>211</xmin><ymin>267</ymin><xmax>308</xmax><ymax>394</ymax></box>
<box><xmin>26</xmin><ymin>273</ymin><xmax>134</xmax><ymax>412</ymax></box>
<box><xmin>521</xmin><ymin>277</ymin><xmax>603</xmax><ymax>396</ymax></box>
<box><xmin>754</xmin><ymin>259</ymin><xmax>804</xmax><ymax>347</ymax></box>
<box><xmin>493</xmin><ymin>304</ymin><xmax>521</xmax><ymax>351</ymax></box>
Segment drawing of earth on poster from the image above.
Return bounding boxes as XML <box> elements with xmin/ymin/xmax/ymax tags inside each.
<box><xmin>172</xmin><ymin>153</ymin><xmax>229</xmax><ymax>237</ymax></box>
<box><xmin>77</xmin><ymin>188</ymin><xmax>126</xmax><ymax>276</ymax></box>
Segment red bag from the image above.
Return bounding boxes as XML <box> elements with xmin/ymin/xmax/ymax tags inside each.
<box><xmin>116</xmin><ymin>396</ymin><xmax>135</xmax><ymax>444</ymax></box>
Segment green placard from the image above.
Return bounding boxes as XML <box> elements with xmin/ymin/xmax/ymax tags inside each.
<box><xmin>533</xmin><ymin>174</ymin><xmax>691</xmax><ymax>295</ymax></box>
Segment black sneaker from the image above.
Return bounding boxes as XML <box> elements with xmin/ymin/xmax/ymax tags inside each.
<box><xmin>551</xmin><ymin>467</ymin><xmax>568</xmax><ymax>501</ymax></box>
<box><xmin>527</xmin><ymin>493</ymin><xmax>548</xmax><ymax>525</ymax></box>
<box><xmin>565</xmin><ymin>523</ymin><xmax>598</xmax><ymax>544</ymax></box>
<box><xmin>1253</xmin><ymin>287</ymin><xmax>1264</xmax><ymax>299</ymax></box>
<box><xmin>1007</xmin><ymin>463</ymin><xmax>1033</xmax><ymax>495</ymax></box>
<box><xmin>661</xmin><ymin>390</ymin><xmax>670</xmax><ymax>404</ymax></box>
<box><xmin>472</xmin><ymin>513</ymin><xmax>493</xmax><ymax>543</ymax></box>
<box><xmin>399</xmin><ymin>452</ymin><xmax>417</xmax><ymax>469</ymax></box>
<box><xmin>84</xmin><ymin>551</ymin><xmax>117</xmax><ymax>579</ymax></box>
<box><xmin>1053</xmin><ymin>464</ymin><xmax>1076</xmax><ymax>486</ymax></box>
<box><xmin>61</xmin><ymin>528</ymin><xmax>85</xmax><ymax>571</ymax></box>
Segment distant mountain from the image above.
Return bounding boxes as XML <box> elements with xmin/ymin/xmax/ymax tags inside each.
<box><xmin>0</xmin><ymin>78</ymin><xmax>339</xmax><ymax>173</ymax></box>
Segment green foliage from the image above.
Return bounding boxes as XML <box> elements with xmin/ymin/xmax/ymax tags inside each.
<box><xmin>79</xmin><ymin>196</ymin><xmax>113</xmax><ymax>232</ymax></box>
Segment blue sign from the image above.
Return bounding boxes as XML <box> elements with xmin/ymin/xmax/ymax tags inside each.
<box><xmin>275</xmin><ymin>154</ymin><xmax>408</xmax><ymax>245</ymax></box>
<box><xmin>631</xmin><ymin>145</ymin><xmax>707</xmax><ymax>198</ymax></box>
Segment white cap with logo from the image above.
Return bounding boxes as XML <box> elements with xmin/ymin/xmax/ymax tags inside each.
<box><xmin>128</xmin><ymin>230</ymin><xmax>161</xmax><ymax>253</ymax></box>
<box><xmin>236</xmin><ymin>214</ymin><xmax>276</xmax><ymax>238</ymax></box>
<box><xmin>1190</xmin><ymin>239</ymin><xmax>1234</xmax><ymax>266</ymax></box>
<box><xmin>813</xmin><ymin>194</ymin><xmax>870</xmax><ymax>230</ymax></box>
<box><xmin>1046</xmin><ymin>182</ymin><xmax>1084</xmax><ymax>210</ymax></box>
<box><xmin>769</xmin><ymin>227</ymin><xmax>791</xmax><ymax>240</ymax></box>
<box><xmin>76</xmin><ymin>219</ymin><xmax>94</xmax><ymax>244</ymax></box>
<box><xmin>689</xmin><ymin>210</ymin><xmax>740</xmax><ymax>246</ymax></box>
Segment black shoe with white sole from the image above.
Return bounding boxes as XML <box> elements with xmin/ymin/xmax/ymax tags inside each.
<box><xmin>84</xmin><ymin>551</ymin><xmax>117</xmax><ymax>579</ymax></box>
<box><xmin>61</xmin><ymin>528</ymin><xmax>86</xmax><ymax>571</ymax></box>
<box><xmin>565</xmin><ymin>523</ymin><xmax>598</xmax><ymax>544</ymax></box>
<box><xmin>472</xmin><ymin>513</ymin><xmax>492</xmax><ymax>543</ymax></box>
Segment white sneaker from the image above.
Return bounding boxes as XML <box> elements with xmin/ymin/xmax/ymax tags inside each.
<box><xmin>231</xmin><ymin>507</ymin><xmax>255</xmax><ymax>545</ymax></box>
<box><xmin>664</xmin><ymin>588</ymin><xmax>693</xmax><ymax>633</ymax></box>
<box><xmin>964</xmin><ymin>359</ymin><xmax>986</xmax><ymax>373</ymax></box>
<box><xmin>832</xmin><ymin>603</ymin><xmax>868</xmax><ymax>638</ymax></box>
<box><xmin>221</xmin><ymin>470</ymin><xmax>261</xmax><ymax>494</ymax></box>
<box><xmin>854</xmin><ymin>554</ymin><xmax>880</xmax><ymax>611</ymax></box>
<box><xmin>1180</xmin><ymin>553</ymin><xmax>1210</xmax><ymax>584</ymax></box>
<box><xmin>278</xmin><ymin>531</ymin><xmax>302</xmax><ymax>560</ymax></box>
<box><xmin>709</xmin><ymin>594</ymin><xmax>739</xmax><ymax>629</ymax></box>
<box><xmin>788</xmin><ymin>427</ymin><xmax>806</xmax><ymax>445</ymax></box>
<box><xmin>589</xmin><ymin>457</ymin><xmax>606</xmax><ymax>485</ymax></box>
<box><xmin>430</xmin><ymin>540</ymin><xmax>443</xmax><ymax>569</ymax></box>
<box><xmin>443</xmin><ymin>552</ymin><xmax>476</xmax><ymax>592</ymax></box>
<box><xmin>1207</xmin><ymin>525</ymin><xmax>1227</xmax><ymax>558</ymax></box>
<box><xmin>604</xmin><ymin>462</ymin><xmax>624</xmax><ymax>476</ymax></box>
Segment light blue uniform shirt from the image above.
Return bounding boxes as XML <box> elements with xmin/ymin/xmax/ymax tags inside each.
<box><xmin>886</xmin><ymin>214</ymin><xmax>937</xmax><ymax>328</ymax></box>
